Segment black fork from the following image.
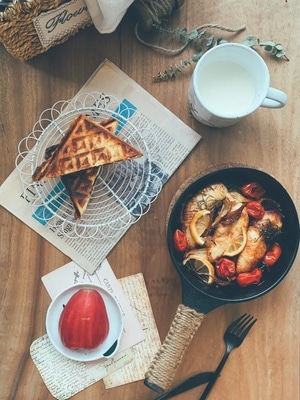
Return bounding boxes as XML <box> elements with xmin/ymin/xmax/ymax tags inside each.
<box><xmin>199</xmin><ymin>313</ymin><xmax>257</xmax><ymax>400</ymax></box>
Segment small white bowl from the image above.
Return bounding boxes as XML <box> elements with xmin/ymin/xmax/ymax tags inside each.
<box><xmin>46</xmin><ymin>283</ymin><xmax>123</xmax><ymax>362</ymax></box>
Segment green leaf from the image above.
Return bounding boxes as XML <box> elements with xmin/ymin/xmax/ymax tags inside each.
<box><xmin>206</xmin><ymin>35</ymin><xmax>215</xmax><ymax>47</ymax></box>
<box><xmin>196</xmin><ymin>30</ymin><xmax>206</xmax><ymax>40</ymax></box>
<box><xmin>275</xmin><ymin>49</ymin><xmax>288</xmax><ymax>59</ymax></box>
<box><xmin>188</xmin><ymin>29</ymin><xmax>199</xmax><ymax>42</ymax></box>
<box><xmin>179</xmin><ymin>28</ymin><xmax>188</xmax><ymax>44</ymax></box>
<box><xmin>264</xmin><ymin>45</ymin><xmax>273</xmax><ymax>52</ymax></box>
<box><xmin>241</xmin><ymin>35</ymin><xmax>258</xmax><ymax>47</ymax></box>
<box><xmin>192</xmin><ymin>50</ymin><xmax>204</xmax><ymax>62</ymax></box>
<box><xmin>270</xmin><ymin>47</ymin><xmax>278</xmax><ymax>55</ymax></box>
<box><xmin>217</xmin><ymin>38</ymin><xmax>227</xmax><ymax>45</ymax></box>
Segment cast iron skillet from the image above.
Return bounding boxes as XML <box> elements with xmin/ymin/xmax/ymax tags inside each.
<box><xmin>144</xmin><ymin>165</ymin><xmax>299</xmax><ymax>393</ymax></box>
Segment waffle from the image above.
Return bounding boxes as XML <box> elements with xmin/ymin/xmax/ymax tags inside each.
<box><xmin>32</xmin><ymin>114</ymin><xmax>143</xmax><ymax>181</ymax></box>
<box><xmin>43</xmin><ymin>118</ymin><xmax>120</xmax><ymax>219</ymax></box>
<box><xmin>61</xmin><ymin>167</ymin><xmax>102</xmax><ymax>220</ymax></box>
<box><xmin>63</xmin><ymin>118</ymin><xmax>118</xmax><ymax>219</ymax></box>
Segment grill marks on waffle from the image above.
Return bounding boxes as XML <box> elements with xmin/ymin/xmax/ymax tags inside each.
<box><xmin>44</xmin><ymin>118</ymin><xmax>117</xmax><ymax>220</ymax></box>
<box><xmin>61</xmin><ymin>167</ymin><xmax>101</xmax><ymax>220</ymax></box>
<box><xmin>59</xmin><ymin>129</ymin><xmax>116</xmax><ymax>173</ymax></box>
<box><xmin>32</xmin><ymin>114</ymin><xmax>143</xmax><ymax>181</ymax></box>
<box><xmin>32</xmin><ymin>115</ymin><xmax>142</xmax><ymax>219</ymax></box>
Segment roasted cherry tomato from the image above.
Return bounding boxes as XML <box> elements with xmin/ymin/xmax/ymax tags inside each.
<box><xmin>246</xmin><ymin>201</ymin><xmax>265</xmax><ymax>219</ymax></box>
<box><xmin>173</xmin><ymin>229</ymin><xmax>188</xmax><ymax>252</ymax></box>
<box><xmin>237</xmin><ymin>268</ymin><xmax>263</xmax><ymax>287</ymax></box>
<box><xmin>263</xmin><ymin>242</ymin><xmax>282</xmax><ymax>266</ymax></box>
<box><xmin>59</xmin><ymin>289</ymin><xmax>109</xmax><ymax>350</ymax></box>
<box><xmin>241</xmin><ymin>182</ymin><xmax>266</xmax><ymax>199</ymax></box>
<box><xmin>215</xmin><ymin>257</ymin><xmax>236</xmax><ymax>279</ymax></box>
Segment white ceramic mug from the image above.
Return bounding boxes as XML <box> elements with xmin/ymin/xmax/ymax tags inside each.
<box><xmin>188</xmin><ymin>43</ymin><xmax>287</xmax><ymax>128</ymax></box>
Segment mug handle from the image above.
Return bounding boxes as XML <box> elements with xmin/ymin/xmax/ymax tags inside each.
<box><xmin>261</xmin><ymin>87</ymin><xmax>287</xmax><ymax>108</ymax></box>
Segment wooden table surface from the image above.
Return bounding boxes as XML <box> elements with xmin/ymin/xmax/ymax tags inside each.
<box><xmin>1</xmin><ymin>1</ymin><xmax>299</xmax><ymax>399</ymax></box>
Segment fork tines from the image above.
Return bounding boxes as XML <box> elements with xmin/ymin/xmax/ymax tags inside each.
<box><xmin>230</xmin><ymin>313</ymin><xmax>257</xmax><ymax>338</ymax></box>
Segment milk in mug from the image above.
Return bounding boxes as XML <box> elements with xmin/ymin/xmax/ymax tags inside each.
<box><xmin>188</xmin><ymin>43</ymin><xmax>288</xmax><ymax>127</ymax></box>
<box><xmin>197</xmin><ymin>61</ymin><xmax>256</xmax><ymax>117</ymax></box>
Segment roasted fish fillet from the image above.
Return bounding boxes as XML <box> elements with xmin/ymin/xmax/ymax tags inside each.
<box><xmin>236</xmin><ymin>226</ymin><xmax>267</xmax><ymax>273</ymax></box>
<box><xmin>32</xmin><ymin>114</ymin><xmax>143</xmax><ymax>181</ymax></box>
<box><xmin>236</xmin><ymin>210</ymin><xmax>283</xmax><ymax>273</ymax></box>
<box><xmin>206</xmin><ymin>206</ymin><xmax>249</xmax><ymax>262</ymax></box>
<box><xmin>43</xmin><ymin>118</ymin><xmax>119</xmax><ymax>219</ymax></box>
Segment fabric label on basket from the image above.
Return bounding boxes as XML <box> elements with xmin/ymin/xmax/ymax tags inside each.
<box><xmin>33</xmin><ymin>0</ymin><xmax>92</xmax><ymax>48</ymax></box>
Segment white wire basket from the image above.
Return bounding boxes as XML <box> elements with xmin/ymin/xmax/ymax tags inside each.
<box><xmin>16</xmin><ymin>92</ymin><xmax>166</xmax><ymax>239</ymax></box>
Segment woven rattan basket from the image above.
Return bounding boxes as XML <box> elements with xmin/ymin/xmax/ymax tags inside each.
<box><xmin>0</xmin><ymin>0</ymin><xmax>92</xmax><ymax>60</ymax></box>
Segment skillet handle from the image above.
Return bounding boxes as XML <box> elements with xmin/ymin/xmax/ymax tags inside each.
<box><xmin>144</xmin><ymin>303</ymin><xmax>205</xmax><ymax>393</ymax></box>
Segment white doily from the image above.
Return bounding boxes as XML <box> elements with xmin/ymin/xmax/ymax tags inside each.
<box><xmin>16</xmin><ymin>92</ymin><xmax>165</xmax><ymax>239</ymax></box>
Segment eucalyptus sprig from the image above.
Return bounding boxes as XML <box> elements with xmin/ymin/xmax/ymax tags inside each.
<box><xmin>153</xmin><ymin>34</ymin><xmax>289</xmax><ymax>83</ymax></box>
<box><xmin>153</xmin><ymin>24</ymin><xmax>207</xmax><ymax>45</ymax></box>
<box><xmin>240</xmin><ymin>35</ymin><xmax>289</xmax><ymax>60</ymax></box>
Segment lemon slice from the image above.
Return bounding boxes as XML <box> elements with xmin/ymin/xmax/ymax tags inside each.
<box><xmin>224</xmin><ymin>227</ymin><xmax>247</xmax><ymax>257</ymax></box>
<box><xmin>189</xmin><ymin>210</ymin><xmax>211</xmax><ymax>246</ymax></box>
<box><xmin>183</xmin><ymin>254</ymin><xmax>215</xmax><ymax>285</ymax></box>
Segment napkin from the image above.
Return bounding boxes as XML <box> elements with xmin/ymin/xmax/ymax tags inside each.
<box><xmin>84</xmin><ymin>0</ymin><xmax>134</xmax><ymax>33</ymax></box>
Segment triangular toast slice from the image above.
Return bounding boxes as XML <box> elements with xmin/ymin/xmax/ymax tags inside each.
<box><xmin>44</xmin><ymin>118</ymin><xmax>119</xmax><ymax>219</ymax></box>
<box><xmin>61</xmin><ymin>167</ymin><xmax>102</xmax><ymax>220</ymax></box>
<box><xmin>62</xmin><ymin>118</ymin><xmax>118</xmax><ymax>219</ymax></box>
<box><xmin>32</xmin><ymin>114</ymin><xmax>143</xmax><ymax>181</ymax></box>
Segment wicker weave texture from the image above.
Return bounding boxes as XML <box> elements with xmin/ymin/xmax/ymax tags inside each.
<box><xmin>0</xmin><ymin>0</ymin><xmax>91</xmax><ymax>60</ymax></box>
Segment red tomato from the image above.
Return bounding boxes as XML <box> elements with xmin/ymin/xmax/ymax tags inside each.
<box><xmin>236</xmin><ymin>268</ymin><xmax>263</xmax><ymax>287</ymax></box>
<box><xmin>263</xmin><ymin>242</ymin><xmax>282</xmax><ymax>266</ymax></box>
<box><xmin>241</xmin><ymin>182</ymin><xmax>266</xmax><ymax>199</ymax></box>
<box><xmin>215</xmin><ymin>257</ymin><xmax>236</xmax><ymax>279</ymax></box>
<box><xmin>246</xmin><ymin>201</ymin><xmax>265</xmax><ymax>219</ymax></box>
<box><xmin>173</xmin><ymin>229</ymin><xmax>188</xmax><ymax>252</ymax></box>
<box><xmin>59</xmin><ymin>289</ymin><xmax>109</xmax><ymax>350</ymax></box>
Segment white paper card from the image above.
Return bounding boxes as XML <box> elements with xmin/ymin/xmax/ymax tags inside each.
<box><xmin>103</xmin><ymin>273</ymin><xmax>161</xmax><ymax>388</ymax></box>
<box><xmin>30</xmin><ymin>337</ymin><xmax>133</xmax><ymax>400</ymax></box>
